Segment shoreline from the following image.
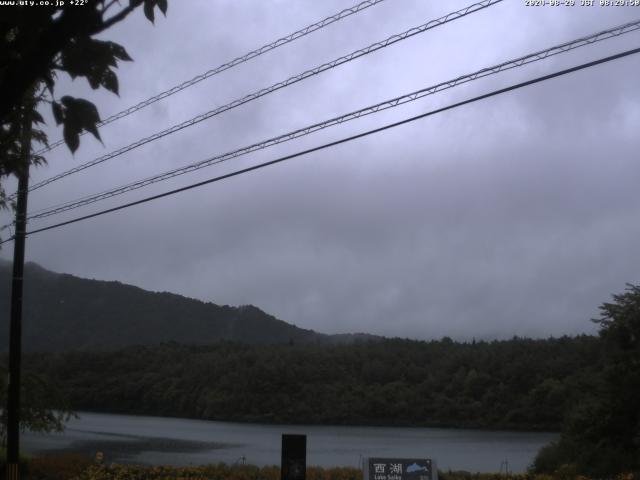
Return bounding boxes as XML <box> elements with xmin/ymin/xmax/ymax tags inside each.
<box><xmin>65</xmin><ymin>409</ymin><xmax>562</xmax><ymax>435</ymax></box>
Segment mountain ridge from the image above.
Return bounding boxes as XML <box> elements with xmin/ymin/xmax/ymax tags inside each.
<box><xmin>0</xmin><ymin>260</ymin><xmax>379</xmax><ymax>352</ymax></box>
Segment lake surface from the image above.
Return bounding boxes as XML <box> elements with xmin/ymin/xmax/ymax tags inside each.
<box><xmin>22</xmin><ymin>412</ymin><xmax>557</xmax><ymax>473</ymax></box>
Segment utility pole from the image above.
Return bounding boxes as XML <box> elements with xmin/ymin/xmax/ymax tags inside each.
<box><xmin>6</xmin><ymin>104</ymin><xmax>31</xmax><ymax>480</ymax></box>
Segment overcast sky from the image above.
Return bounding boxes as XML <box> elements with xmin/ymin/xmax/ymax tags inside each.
<box><xmin>2</xmin><ymin>0</ymin><xmax>639</xmax><ymax>340</ymax></box>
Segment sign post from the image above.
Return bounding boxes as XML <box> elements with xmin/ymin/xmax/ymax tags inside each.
<box><xmin>281</xmin><ymin>434</ymin><xmax>306</xmax><ymax>480</ymax></box>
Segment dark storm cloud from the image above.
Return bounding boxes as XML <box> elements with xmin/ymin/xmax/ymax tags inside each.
<box><xmin>4</xmin><ymin>0</ymin><xmax>639</xmax><ymax>340</ymax></box>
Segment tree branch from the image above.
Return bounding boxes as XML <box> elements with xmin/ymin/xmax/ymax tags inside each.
<box><xmin>101</xmin><ymin>1</ymin><xmax>141</xmax><ymax>30</ymax></box>
<box><xmin>101</xmin><ymin>0</ymin><xmax>122</xmax><ymax>15</ymax></box>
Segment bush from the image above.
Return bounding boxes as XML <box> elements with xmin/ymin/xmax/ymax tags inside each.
<box><xmin>27</xmin><ymin>453</ymin><xmax>94</xmax><ymax>480</ymax></box>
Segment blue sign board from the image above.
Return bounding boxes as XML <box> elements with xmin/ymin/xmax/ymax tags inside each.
<box><xmin>365</xmin><ymin>458</ymin><xmax>436</xmax><ymax>480</ymax></box>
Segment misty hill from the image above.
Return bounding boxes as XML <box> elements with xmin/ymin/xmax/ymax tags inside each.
<box><xmin>0</xmin><ymin>261</ymin><xmax>376</xmax><ymax>352</ymax></box>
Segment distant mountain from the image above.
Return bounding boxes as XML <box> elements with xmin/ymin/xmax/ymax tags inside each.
<box><xmin>0</xmin><ymin>261</ymin><xmax>378</xmax><ymax>352</ymax></box>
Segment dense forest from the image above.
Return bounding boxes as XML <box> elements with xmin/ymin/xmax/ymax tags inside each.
<box><xmin>25</xmin><ymin>336</ymin><xmax>601</xmax><ymax>432</ymax></box>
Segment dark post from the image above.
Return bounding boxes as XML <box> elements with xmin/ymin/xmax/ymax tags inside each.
<box><xmin>281</xmin><ymin>434</ymin><xmax>306</xmax><ymax>480</ymax></box>
<box><xmin>6</xmin><ymin>107</ymin><xmax>31</xmax><ymax>480</ymax></box>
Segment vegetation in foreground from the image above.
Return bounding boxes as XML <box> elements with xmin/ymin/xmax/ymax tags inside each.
<box><xmin>0</xmin><ymin>455</ymin><xmax>637</xmax><ymax>480</ymax></box>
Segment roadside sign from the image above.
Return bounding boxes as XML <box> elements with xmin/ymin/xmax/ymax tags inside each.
<box><xmin>365</xmin><ymin>458</ymin><xmax>436</xmax><ymax>480</ymax></box>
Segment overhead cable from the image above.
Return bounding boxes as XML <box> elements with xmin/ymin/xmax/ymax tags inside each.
<box><xmin>34</xmin><ymin>0</ymin><xmax>390</xmax><ymax>156</ymax></box>
<box><xmin>26</xmin><ymin>18</ymin><xmax>640</xmax><ymax>221</ymax></box>
<box><xmin>3</xmin><ymin>45</ymin><xmax>636</xmax><ymax>244</ymax></box>
<box><xmin>24</xmin><ymin>0</ymin><xmax>503</xmax><ymax>194</ymax></box>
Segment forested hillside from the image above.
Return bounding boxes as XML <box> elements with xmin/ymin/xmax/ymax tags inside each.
<box><xmin>0</xmin><ymin>261</ymin><xmax>376</xmax><ymax>352</ymax></box>
<box><xmin>27</xmin><ymin>336</ymin><xmax>601</xmax><ymax>431</ymax></box>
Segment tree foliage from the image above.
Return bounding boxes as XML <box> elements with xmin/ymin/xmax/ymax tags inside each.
<box><xmin>0</xmin><ymin>364</ymin><xmax>75</xmax><ymax>445</ymax></box>
<box><xmin>0</xmin><ymin>0</ymin><xmax>169</xmax><ymax>437</ymax></box>
<box><xmin>0</xmin><ymin>0</ymin><xmax>168</xmax><ymax>209</ymax></box>
<box><xmin>532</xmin><ymin>284</ymin><xmax>640</xmax><ymax>476</ymax></box>
<box><xmin>26</xmin><ymin>335</ymin><xmax>602</xmax><ymax>432</ymax></box>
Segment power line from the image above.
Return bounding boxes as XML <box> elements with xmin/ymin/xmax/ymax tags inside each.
<box><xmin>24</xmin><ymin>0</ymin><xmax>502</xmax><ymax>194</ymax></box>
<box><xmin>33</xmin><ymin>0</ymin><xmax>389</xmax><ymax>157</ymax></box>
<box><xmin>3</xmin><ymin>45</ymin><xmax>637</xmax><ymax>244</ymax></box>
<box><xmin>25</xmin><ymin>18</ymin><xmax>640</xmax><ymax>221</ymax></box>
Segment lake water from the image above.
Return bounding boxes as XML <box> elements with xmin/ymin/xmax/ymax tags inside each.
<box><xmin>22</xmin><ymin>412</ymin><xmax>557</xmax><ymax>473</ymax></box>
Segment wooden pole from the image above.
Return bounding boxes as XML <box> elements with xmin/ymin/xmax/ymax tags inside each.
<box><xmin>6</xmin><ymin>106</ymin><xmax>31</xmax><ymax>480</ymax></box>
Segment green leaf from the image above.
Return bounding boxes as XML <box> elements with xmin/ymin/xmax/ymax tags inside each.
<box><xmin>51</xmin><ymin>101</ymin><xmax>63</xmax><ymax>125</ymax></box>
<box><xmin>31</xmin><ymin>155</ymin><xmax>47</xmax><ymax>167</ymax></box>
<box><xmin>60</xmin><ymin>38</ymin><xmax>119</xmax><ymax>86</ymax></box>
<box><xmin>32</xmin><ymin>110</ymin><xmax>45</xmax><ymax>125</ymax></box>
<box><xmin>86</xmin><ymin>71</ymin><xmax>101</xmax><ymax>90</ymax></box>
<box><xmin>43</xmin><ymin>73</ymin><xmax>55</xmax><ymax>95</ymax></box>
<box><xmin>110</xmin><ymin>42</ymin><xmax>133</xmax><ymax>62</ymax></box>
<box><xmin>101</xmin><ymin>70</ymin><xmax>119</xmax><ymax>96</ymax></box>
<box><xmin>75</xmin><ymin>100</ymin><xmax>101</xmax><ymax>141</ymax></box>
<box><xmin>31</xmin><ymin>129</ymin><xmax>48</xmax><ymax>147</ymax></box>
<box><xmin>60</xmin><ymin>96</ymin><xmax>75</xmax><ymax>109</ymax></box>
<box><xmin>61</xmin><ymin>96</ymin><xmax>102</xmax><ymax>143</ymax></box>
<box><xmin>143</xmin><ymin>0</ymin><xmax>155</xmax><ymax>23</ymax></box>
<box><xmin>63</xmin><ymin>124</ymin><xmax>80</xmax><ymax>153</ymax></box>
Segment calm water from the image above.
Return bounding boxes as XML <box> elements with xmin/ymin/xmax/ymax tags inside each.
<box><xmin>22</xmin><ymin>412</ymin><xmax>556</xmax><ymax>472</ymax></box>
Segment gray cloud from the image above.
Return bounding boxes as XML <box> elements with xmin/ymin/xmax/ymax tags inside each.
<box><xmin>3</xmin><ymin>0</ymin><xmax>640</xmax><ymax>340</ymax></box>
